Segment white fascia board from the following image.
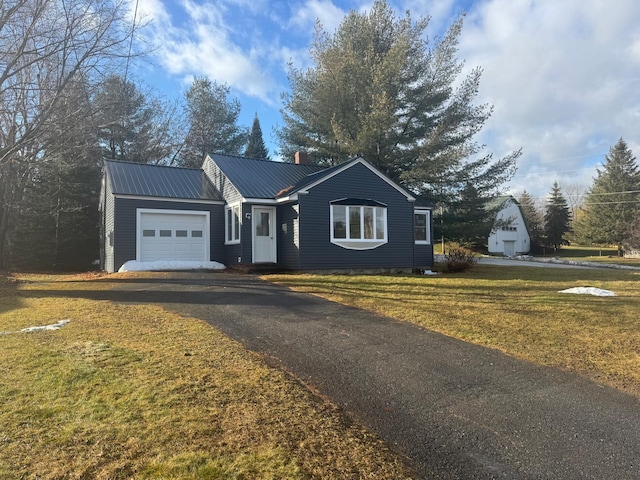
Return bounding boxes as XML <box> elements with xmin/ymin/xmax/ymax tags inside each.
<box><xmin>297</xmin><ymin>157</ymin><xmax>416</xmax><ymax>201</ymax></box>
<box><xmin>241</xmin><ymin>197</ymin><xmax>279</xmax><ymax>205</ymax></box>
<box><xmin>113</xmin><ymin>194</ymin><xmax>223</xmax><ymax>205</ymax></box>
<box><xmin>240</xmin><ymin>195</ymin><xmax>304</xmax><ymax>204</ymax></box>
<box><xmin>276</xmin><ymin>193</ymin><xmax>300</xmax><ymax>204</ymax></box>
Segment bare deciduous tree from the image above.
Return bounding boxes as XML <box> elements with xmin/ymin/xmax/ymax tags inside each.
<box><xmin>558</xmin><ymin>181</ymin><xmax>587</xmax><ymax>228</ymax></box>
<box><xmin>0</xmin><ymin>0</ymin><xmax>138</xmax><ymax>265</ymax></box>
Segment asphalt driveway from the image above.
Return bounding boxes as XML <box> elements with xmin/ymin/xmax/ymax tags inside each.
<box><xmin>109</xmin><ymin>272</ymin><xmax>640</xmax><ymax>479</ymax></box>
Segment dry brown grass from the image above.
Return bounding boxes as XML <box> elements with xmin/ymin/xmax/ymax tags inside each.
<box><xmin>266</xmin><ymin>265</ymin><xmax>640</xmax><ymax>397</ymax></box>
<box><xmin>0</xmin><ymin>272</ymin><xmax>414</xmax><ymax>479</ymax></box>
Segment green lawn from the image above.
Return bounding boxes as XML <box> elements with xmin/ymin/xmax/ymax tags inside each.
<box><xmin>0</xmin><ymin>272</ymin><xmax>413</xmax><ymax>479</ymax></box>
<box><xmin>267</xmin><ymin>265</ymin><xmax>640</xmax><ymax>397</ymax></box>
<box><xmin>538</xmin><ymin>245</ymin><xmax>640</xmax><ymax>267</ymax></box>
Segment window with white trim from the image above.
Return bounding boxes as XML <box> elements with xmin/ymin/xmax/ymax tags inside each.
<box><xmin>331</xmin><ymin>199</ymin><xmax>387</xmax><ymax>250</ymax></box>
<box><xmin>414</xmin><ymin>210</ymin><xmax>431</xmax><ymax>244</ymax></box>
<box><xmin>225</xmin><ymin>204</ymin><xmax>241</xmax><ymax>244</ymax></box>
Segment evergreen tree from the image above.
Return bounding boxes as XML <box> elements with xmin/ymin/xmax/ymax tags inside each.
<box><xmin>544</xmin><ymin>182</ymin><xmax>571</xmax><ymax>251</ymax></box>
<box><xmin>573</xmin><ymin>138</ymin><xmax>640</xmax><ymax>249</ymax></box>
<box><xmin>441</xmin><ymin>182</ymin><xmax>494</xmax><ymax>249</ymax></box>
<box><xmin>94</xmin><ymin>75</ymin><xmax>182</xmax><ymax>164</ymax></box>
<box><xmin>181</xmin><ymin>77</ymin><xmax>247</xmax><ymax>167</ymax></box>
<box><xmin>518</xmin><ymin>190</ymin><xmax>544</xmax><ymax>252</ymax></box>
<box><xmin>244</xmin><ymin>114</ymin><xmax>270</xmax><ymax>159</ymax></box>
<box><xmin>10</xmin><ymin>76</ymin><xmax>101</xmax><ymax>270</ymax></box>
<box><xmin>278</xmin><ymin>0</ymin><xmax>519</xmax><ymax>203</ymax></box>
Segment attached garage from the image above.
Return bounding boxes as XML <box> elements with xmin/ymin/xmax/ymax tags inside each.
<box><xmin>100</xmin><ymin>160</ymin><xmax>224</xmax><ymax>272</ymax></box>
<box><xmin>137</xmin><ymin>209</ymin><xmax>209</xmax><ymax>262</ymax></box>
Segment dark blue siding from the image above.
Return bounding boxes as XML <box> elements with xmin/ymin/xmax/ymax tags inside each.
<box><xmin>222</xmin><ymin>242</ymin><xmax>243</xmax><ymax>267</ymax></box>
<box><xmin>278</xmin><ymin>203</ymin><xmax>300</xmax><ymax>269</ymax></box>
<box><xmin>297</xmin><ymin>162</ymin><xmax>415</xmax><ymax>270</ymax></box>
<box><xmin>241</xmin><ymin>203</ymin><xmax>254</xmax><ymax>263</ymax></box>
<box><xmin>414</xmin><ymin>244</ymin><xmax>434</xmax><ymax>268</ymax></box>
<box><xmin>112</xmin><ymin>197</ymin><xmax>224</xmax><ymax>272</ymax></box>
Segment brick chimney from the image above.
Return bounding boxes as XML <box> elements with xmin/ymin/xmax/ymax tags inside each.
<box><xmin>294</xmin><ymin>151</ymin><xmax>308</xmax><ymax>165</ymax></box>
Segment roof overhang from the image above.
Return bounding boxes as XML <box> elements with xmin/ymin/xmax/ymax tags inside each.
<box><xmin>113</xmin><ymin>194</ymin><xmax>224</xmax><ymax>205</ymax></box>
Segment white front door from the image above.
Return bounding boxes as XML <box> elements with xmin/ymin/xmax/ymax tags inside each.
<box><xmin>253</xmin><ymin>206</ymin><xmax>276</xmax><ymax>263</ymax></box>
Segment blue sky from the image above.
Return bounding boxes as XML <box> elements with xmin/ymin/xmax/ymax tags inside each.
<box><xmin>130</xmin><ymin>0</ymin><xmax>640</xmax><ymax>200</ymax></box>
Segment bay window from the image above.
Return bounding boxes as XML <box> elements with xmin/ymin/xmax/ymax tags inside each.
<box><xmin>331</xmin><ymin>199</ymin><xmax>387</xmax><ymax>249</ymax></box>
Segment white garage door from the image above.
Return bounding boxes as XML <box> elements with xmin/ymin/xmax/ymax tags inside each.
<box><xmin>139</xmin><ymin>211</ymin><xmax>208</xmax><ymax>262</ymax></box>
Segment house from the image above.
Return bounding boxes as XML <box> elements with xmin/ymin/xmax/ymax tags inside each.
<box><xmin>487</xmin><ymin>195</ymin><xmax>530</xmax><ymax>256</ymax></box>
<box><xmin>100</xmin><ymin>153</ymin><xmax>434</xmax><ymax>272</ymax></box>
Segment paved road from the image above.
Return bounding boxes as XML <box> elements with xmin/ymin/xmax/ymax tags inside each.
<box><xmin>108</xmin><ymin>273</ymin><xmax>640</xmax><ymax>479</ymax></box>
<box><xmin>477</xmin><ymin>257</ymin><xmax>594</xmax><ymax>269</ymax></box>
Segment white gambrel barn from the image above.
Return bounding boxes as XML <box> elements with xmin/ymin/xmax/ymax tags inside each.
<box><xmin>488</xmin><ymin>196</ymin><xmax>530</xmax><ymax>256</ymax></box>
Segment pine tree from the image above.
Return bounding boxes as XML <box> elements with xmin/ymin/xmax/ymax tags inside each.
<box><xmin>518</xmin><ymin>190</ymin><xmax>544</xmax><ymax>252</ymax></box>
<box><xmin>94</xmin><ymin>75</ymin><xmax>183</xmax><ymax>164</ymax></box>
<box><xmin>441</xmin><ymin>182</ymin><xmax>494</xmax><ymax>249</ymax></box>
<box><xmin>574</xmin><ymin>138</ymin><xmax>640</xmax><ymax>249</ymax></box>
<box><xmin>244</xmin><ymin>114</ymin><xmax>270</xmax><ymax>159</ymax></box>
<box><xmin>544</xmin><ymin>182</ymin><xmax>571</xmax><ymax>251</ymax></box>
<box><xmin>181</xmin><ymin>77</ymin><xmax>247</xmax><ymax>167</ymax></box>
<box><xmin>277</xmin><ymin>0</ymin><xmax>519</xmax><ymax>202</ymax></box>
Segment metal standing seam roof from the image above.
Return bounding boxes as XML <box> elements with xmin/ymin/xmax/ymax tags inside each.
<box><xmin>208</xmin><ymin>153</ymin><xmax>327</xmax><ymax>198</ymax></box>
<box><xmin>104</xmin><ymin>159</ymin><xmax>223</xmax><ymax>201</ymax></box>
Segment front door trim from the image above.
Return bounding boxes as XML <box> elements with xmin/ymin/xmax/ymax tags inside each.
<box><xmin>252</xmin><ymin>206</ymin><xmax>277</xmax><ymax>263</ymax></box>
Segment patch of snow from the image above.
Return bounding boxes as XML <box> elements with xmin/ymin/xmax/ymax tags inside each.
<box><xmin>423</xmin><ymin>270</ymin><xmax>440</xmax><ymax>275</ymax></box>
<box><xmin>118</xmin><ymin>260</ymin><xmax>226</xmax><ymax>272</ymax></box>
<box><xmin>21</xmin><ymin>319</ymin><xmax>70</xmax><ymax>332</ymax></box>
<box><xmin>1</xmin><ymin>319</ymin><xmax>71</xmax><ymax>335</ymax></box>
<box><xmin>559</xmin><ymin>287</ymin><xmax>616</xmax><ymax>297</ymax></box>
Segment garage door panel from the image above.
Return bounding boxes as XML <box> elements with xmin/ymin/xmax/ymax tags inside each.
<box><xmin>139</xmin><ymin>211</ymin><xmax>208</xmax><ymax>262</ymax></box>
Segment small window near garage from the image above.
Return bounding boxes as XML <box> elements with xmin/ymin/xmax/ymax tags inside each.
<box><xmin>225</xmin><ymin>204</ymin><xmax>241</xmax><ymax>244</ymax></box>
<box><xmin>415</xmin><ymin>210</ymin><xmax>431</xmax><ymax>244</ymax></box>
<box><xmin>191</xmin><ymin>230</ymin><xmax>203</xmax><ymax>238</ymax></box>
<box><xmin>176</xmin><ymin>230</ymin><xmax>188</xmax><ymax>237</ymax></box>
<box><xmin>142</xmin><ymin>229</ymin><xmax>155</xmax><ymax>237</ymax></box>
<box><xmin>330</xmin><ymin>199</ymin><xmax>387</xmax><ymax>250</ymax></box>
<box><xmin>159</xmin><ymin>230</ymin><xmax>172</xmax><ymax>237</ymax></box>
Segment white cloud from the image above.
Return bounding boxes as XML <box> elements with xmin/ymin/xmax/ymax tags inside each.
<box><xmin>138</xmin><ymin>0</ymin><xmax>278</xmax><ymax>102</ymax></box>
<box><xmin>401</xmin><ymin>0</ymin><xmax>459</xmax><ymax>35</ymax></box>
<box><xmin>289</xmin><ymin>0</ymin><xmax>347</xmax><ymax>34</ymax></box>
<box><xmin>457</xmin><ymin>0</ymin><xmax>640</xmax><ymax>198</ymax></box>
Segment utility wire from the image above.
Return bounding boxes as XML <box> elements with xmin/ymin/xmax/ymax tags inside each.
<box><xmin>123</xmin><ymin>0</ymin><xmax>140</xmax><ymax>83</ymax></box>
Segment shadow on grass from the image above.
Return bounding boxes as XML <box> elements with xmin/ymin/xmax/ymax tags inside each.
<box><xmin>0</xmin><ymin>278</ymin><xmax>26</xmax><ymax>315</ymax></box>
<box><xmin>17</xmin><ymin>273</ymin><xmax>323</xmax><ymax>309</ymax></box>
<box><xmin>13</xmin><ymin>267</ymin><xmax>638</xmax><ymax>316</ymax></box>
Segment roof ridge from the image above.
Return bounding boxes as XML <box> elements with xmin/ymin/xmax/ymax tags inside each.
<box><xmin>208</xmin><ymin>152</ymin><xmax>327</xmax><ymax>169</ymax></box>
<box><xmin>103</xmin><ymin>159</ymin><xmax>204</xmax><ymax>172</ymax></box>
